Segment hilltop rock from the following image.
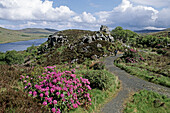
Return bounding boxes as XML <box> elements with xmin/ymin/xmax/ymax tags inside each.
<box><xmin>100</xmin><ymin>25</ymin><xmax>110</xmax><ymax>34</ymax></box>
<box><xmin>80</xmin><ymin>25</ymin><xmax>114</xmax><ymax>44</ymax></box>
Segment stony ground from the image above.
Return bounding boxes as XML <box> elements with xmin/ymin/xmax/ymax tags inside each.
<box><xmin>101</xmin><ymin>54</ymin><xmax>170</xmax><ymax>113</ymax></box>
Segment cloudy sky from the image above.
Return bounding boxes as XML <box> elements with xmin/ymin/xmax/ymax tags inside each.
<box><xmin>0</xmin><ymin>0</ymin><xmax>169</xmax><ymax>31</ymax></box>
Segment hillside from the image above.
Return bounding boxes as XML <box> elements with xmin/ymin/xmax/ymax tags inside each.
<box><xmin>18</xmin><ymin>28</ymin><xmax>58</xmax><ymax>34</ymax></box>
<box><xmin>0</xmin><ymin>27</ymin><xmax>57</xmax><ymax>44</ymax></box>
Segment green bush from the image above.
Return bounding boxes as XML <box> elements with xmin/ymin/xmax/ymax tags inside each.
<box><xmin>83</xmin><ymin>70</ymin><xmax>115</xmax><ymax>90</ymax></box>
<box><xmin>5</xmin><ymin>50</ymin><xmax>24</xmax><ymax>65</ymax></box>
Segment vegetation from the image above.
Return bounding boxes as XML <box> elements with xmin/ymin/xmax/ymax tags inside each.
<box><xmin>124</xmin><ymin>90</ymin><xmax>170</xmax><ymax>113</ymax></box>
<box><xmin>0</xmin><ymin>26</ymin><xmax>169</xmax><ymax>113</ymax></box>
<box><xmin>115</xmin><ymin>48</ymin><xmax>170</xmax><ymax>87</ymax></box>
<box><xmin>0</xmin><ymin>50</ymin><xmax>24</xmax><ymax>65</ymax></box>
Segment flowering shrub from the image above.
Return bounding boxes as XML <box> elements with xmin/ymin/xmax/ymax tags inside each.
<box><xmin>20</xmin><ymin>66</ymin><xmax>92</xmax><ymax>113</ymax></box>
<box><xmin>123</xmin><ymin>48</ymin><xmax>144</xmax><ymax>63</ymax></box>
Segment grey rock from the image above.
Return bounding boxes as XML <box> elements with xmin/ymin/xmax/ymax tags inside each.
<box><xmin>97</xmin><ymin>43</ymin><xmax>102</xmax><ymax>48</ymax></box>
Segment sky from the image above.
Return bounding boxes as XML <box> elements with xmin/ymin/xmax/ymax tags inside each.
<box><xmin>0</xmin><ymin>0</ymin><xmax>170</xmax><ymax>31</ymax></box>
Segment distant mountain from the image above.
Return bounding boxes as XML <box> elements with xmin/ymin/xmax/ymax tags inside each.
<box><xmin>44</xmin><ymin>28</ymin><xmax>59</xmax><ymax>32</ymax></box>
<box><xmin>134</xmin><ymin>29</ymin><xmax>164</xmax><ymax>33</ymax></box>
<box><xmin>18</xmin><ymin>28</ymin><xmax>58</xmax><ymax>34</ymax></box>
<box><xmin>134</xmin><ymin>28</ymin><xmax>170</xmax><ymax>34</ymax></box>
<box><xmin>0</xmin><ymin>27</ymin><xmax>54</xmax><ymax>44</ymax></box>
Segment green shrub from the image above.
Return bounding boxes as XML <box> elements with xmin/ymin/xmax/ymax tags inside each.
<box><xmin>5</xmin><ymin>50</ymin><xmax>24</xmax><ymax>65</ymax></box>
<box><xmin>83</xmin><ymin>70</ymin><xmax>115</xmax><ymax>90</ymax></box>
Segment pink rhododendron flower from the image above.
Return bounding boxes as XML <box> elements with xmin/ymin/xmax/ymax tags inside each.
<box><xmin>60</xmin><ymin>94</ymin><xmax>64</xmax><ymax>98</ymax></box>
<box><xmin>45</xmin><ymin>91</ymin><xmax>49</xmax><ymax>96</ymax></box>
<box><xmin>73</xmin><ymin>103</ymin><xmax>78</xmax><ymax>108</ymax></box>
<box><xmin>29</xmin><ymin>91</ymin><xmax>32</xmax><ymax>94</ymax></box>
<box><xmin>53</xmin><ymin>100</ymin><xmax>57</xmax><ymax>104</ymax></box>
<box><xmin>50</xmin><ymin>88</ymin><xmax>55</xmax><ymax>93</ymax></box>
<box><xmin>51</xmin><ymin>108</ymin><xmax>56</xmax><ymax>113</ymax></box>
<box><xmin>33</xmin><ymin>91</ymin><xmax>37</xmax><ymax>97</ymax></box>
<box><xmin>56</xmin><ymin>92</ymin><xmax>60</xmax><ymax>96</ymax></box>
<box><xmin>43</xmin><ymin>101</ymin><xmax>47</xmax><ymax>106</ymax></box>
<box><xmin>40</xmin><ymin>93</ymin><xmax>43</xmax><ymax>98</ymax></box>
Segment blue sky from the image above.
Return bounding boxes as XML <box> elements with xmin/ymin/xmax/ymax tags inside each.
<box><xmin>0</xmin><ymin>0</ymin><xmax>170</xmax><ymax>31</ymax></box>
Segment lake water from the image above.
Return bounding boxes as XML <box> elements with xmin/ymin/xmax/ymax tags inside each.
<box><xmin>0</xmin><ymin>38</ymin><xmax>48</xmax><ymax>52</ymax></box>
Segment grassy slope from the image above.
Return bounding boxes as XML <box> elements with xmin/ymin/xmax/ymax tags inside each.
<box><xmin>0</xmin><ymin>27</ymin><xmax>55</xmax><ymax>44</ymax></box>
<box><xmin>124</xmin><ymin>90</ymin><xmax>170</xmax><ymax>113</ymax></box>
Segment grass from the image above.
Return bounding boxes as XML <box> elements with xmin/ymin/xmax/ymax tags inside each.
<box><xmin>114</xmin><ymin>50</ymin><xmax>170</xmax><ymax>87</ymax></box>
<box><xmin>124</xmin><ymin>90</ymin><xmax>170</xmax><ymax>113</ymax></box>
<box><xmin>115</xmin><ymin>63</ymin><xmax>170</xmax><ymax>87</ymax></box>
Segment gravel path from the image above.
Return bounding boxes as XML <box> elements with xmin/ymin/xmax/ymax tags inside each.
<box><xmin>101</xmin><ymin>55</ymin><xmax>170</xmax><ymax>113</ymax></box>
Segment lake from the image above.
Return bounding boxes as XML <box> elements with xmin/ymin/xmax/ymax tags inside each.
<box><xmin>0</xmin><ymin>38</ymin><xmax>48</xmax><ymax>52</ymax></box>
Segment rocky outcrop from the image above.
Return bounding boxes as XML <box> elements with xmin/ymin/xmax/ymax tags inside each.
<box><xmin>80</xmin><ymin>25</ymin><xmax>114</xmax><ymax>44</ymax></box>
<box><xmin>46</xmin><ymin>25</ymin><xmax>114</xmax><ymax>48</ymax></box>
<box><xmin>47</xmin><ymin>34</ymin><xmax>68</xmax><ymax>47</ymax></box>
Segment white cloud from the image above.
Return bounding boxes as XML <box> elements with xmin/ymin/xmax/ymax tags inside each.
<box><xmin>0</xmin><ymin>0</ymin><xmax>75</xmax><ymax>21</ymax></box>
<box><xmin>144</xmin><ymin>26</ymin><xmax>165</xmax><ymax>30</ymax></box>
<box><xmin>96</xmin><ymin>0</ymin><xmax>159</xmax><ymax>29</ymax></box>
<box><xmin>73</xmin><ymin>12</ymin><xmax>96</xmax><ymax>23</ymax></box>
<box><xmin>155</xmin><ymin>8</ymin><xmax>170</xmax><ymax>27</ymax></box>
<box><xmin>130</xmin><ymin>0</ymin><xmax>170</xmax><ymax>8</ymax></box>
<box><xmin>0</xmin><ymin>0</ymin><xmax>169</xmax><ymax>30</ymax></box>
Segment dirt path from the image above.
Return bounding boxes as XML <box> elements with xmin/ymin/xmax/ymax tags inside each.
<box><xmin>101</xmin><ymin>55</ymin><xmax>170</xmax><ymax>113</ymax></box>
